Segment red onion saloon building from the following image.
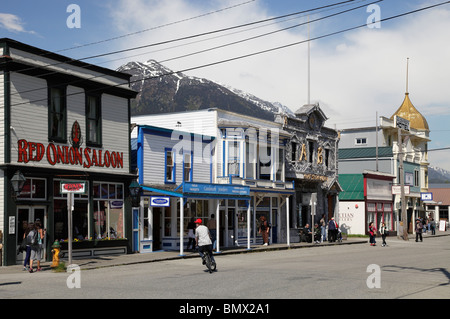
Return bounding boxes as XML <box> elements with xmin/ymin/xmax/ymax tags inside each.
<box><xmin>0</xmin><ymin>38</ymin><xmax>137</xmax><ymax>266</ymax></box>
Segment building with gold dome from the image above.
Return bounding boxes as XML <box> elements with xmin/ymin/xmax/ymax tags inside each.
<box><xmin>337</xmin><ymin>91</ymin><xmax>430</xmax><ymax>236</ymax></box>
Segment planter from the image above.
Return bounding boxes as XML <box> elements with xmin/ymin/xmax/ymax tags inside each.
<box><xmin>60</xmin><ymin>239</ymin><xmax>128</xmax><ymax>250</ymax></box>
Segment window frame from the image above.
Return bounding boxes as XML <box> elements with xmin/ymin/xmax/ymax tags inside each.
<box><xmin>48</xmin><ymin>85</ymin><xmax>67</xmax><ymax>143</ymax></box>
<box><xmin>165</xmin><ymin>148</ymin><xmax>176</xmax><ymax>184</ymax></box>
<box><xmin>86</xmin><ymin>93</ymin><xmax>102</xmax><ymax>147</ymax></box>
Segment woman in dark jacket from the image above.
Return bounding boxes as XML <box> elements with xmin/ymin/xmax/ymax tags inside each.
<box><xmin>369</xmin><ymin>222</ymin><xmax>376</xmax><ymax>246</ymax></box>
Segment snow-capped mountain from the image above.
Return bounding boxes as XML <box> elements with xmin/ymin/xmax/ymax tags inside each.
<box><xmin>117</xmin><ymin>59</ymin><xmax>294</xmax><ymax>120</ymax></box>
<box><xmin>429</xmin><ymin>165</ymin><xmax>450</xmax><ymax>183</ymax></box>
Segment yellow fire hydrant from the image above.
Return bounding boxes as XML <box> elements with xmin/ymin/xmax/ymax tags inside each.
<box><xmin>51</xmin><ymin>240</ymin><xmax>61</xmax><ymax>268</ymax></box>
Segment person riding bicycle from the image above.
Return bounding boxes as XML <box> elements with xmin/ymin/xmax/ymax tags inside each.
<box><xmin>194</xmin><ymin>218</ymin><xmax>216</xmax><ymax>266</ymax></box>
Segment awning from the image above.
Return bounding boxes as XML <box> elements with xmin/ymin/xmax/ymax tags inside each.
<box><xmin>141</xmin><ymin>182</ymin><xmax>251</xmax><ymax>200</ymax></box>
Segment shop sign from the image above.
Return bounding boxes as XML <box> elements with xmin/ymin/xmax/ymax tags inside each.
<box><xmin>420</xmin><ymin>192</ymin><xmax>433</xmax><ymax>201</ymax></box>
<box><xmin>391</xmin><ymin>185</ymin><xmax>410</xmax><ymax>195</ymax></box>
<box><xmin>61</xmin><ymin>181</ymin><xmax>87</xmax><ymax>194</ymax></box>
<box><xmin>183</xmin><ymin>182</ymin><xmax>250</xmax><ymax>196</ymax></box>
<box><xmin>17</xmin><ymin>139</ymin><xmax>124</xmax><ymax>169</ymax></box>
<box><xmin>150</xmin><ymin>196</ymin><xmax>170</xmax><ymax>207</ymax></box>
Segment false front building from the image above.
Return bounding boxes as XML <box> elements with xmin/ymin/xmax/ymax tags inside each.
<box><xmin>0</xmin><ymin>39</ymin><xmax>137</xmax><ymax>266</ymax></box>
<box><xmin>276</xmin><ymin>103</ymin><xmax>341</xmax><ymax>238</ymax></box>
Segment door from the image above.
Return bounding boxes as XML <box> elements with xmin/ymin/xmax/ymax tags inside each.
<box><xmin>152</xmin><ymin>207</ymin><xmax>162</xmax><ymax>251</ymax></box>
<box><xmin>16</xmin><ymin>206</ymin><xmax>47</xmax><ymax>264</ymax></box>
<box><xmin>132</xmin><ymin>208</ymin><xmax>139</xmax><ymax>252</ymax></box>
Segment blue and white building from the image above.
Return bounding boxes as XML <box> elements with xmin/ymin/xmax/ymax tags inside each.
<box><xmin>132</xmin><ymin>108</ymin><xmax>295</xmax><ymax>255</ymax></box>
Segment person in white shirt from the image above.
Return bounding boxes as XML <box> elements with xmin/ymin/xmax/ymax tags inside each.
<box><xmin>194</xmin><ymin>218</ymin><xmax>215</xmax><ymax>264</ymax></box>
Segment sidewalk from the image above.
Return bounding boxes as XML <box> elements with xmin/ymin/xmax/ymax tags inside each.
<box><xmin>2</xmin><ymin>231</ymin><xmax>448</xmax><ymax>274</ymax></box>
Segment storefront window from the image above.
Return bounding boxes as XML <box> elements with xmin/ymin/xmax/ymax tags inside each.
<box><xmin>176</xmin><ymin>199</ymin><xmax>210</xmax><ymax>237</ymax></box>
<box><xmin>93</xmin><ymin>182</ymin><xmax>125</xmax><ymax>239</ymax></box>
<box><xmin>18</xmin><ymin>178</ymin><xmax>47</xmax><ymax>200</ymax></box>
<box><xmin>53</xmin><ymin>180</ymin><xmax>88</xmax><ymax>241</ymax></box>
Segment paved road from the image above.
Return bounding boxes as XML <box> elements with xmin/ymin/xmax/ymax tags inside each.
<box><xmin>1</xmin><ymin>235</ymin><xmax>449</xmax><ymax>300</ymax></box>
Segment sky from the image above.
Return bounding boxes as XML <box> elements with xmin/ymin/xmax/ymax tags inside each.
<box><xmin>1</xmin><ymin>0</ymin><xmax>450</xmax><ymax>171</ymax></box>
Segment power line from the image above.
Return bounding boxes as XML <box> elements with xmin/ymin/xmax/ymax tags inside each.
<box><xmin>6</xmin><ymin>0</ymin><xmax>450</xmax><ymax>108</ymax></box>
<box><xmin>55</xmin><ymin>0</ymin><xmax>258</xmax><ymax>54</ymax></box>
<box><xmin>2</xmin><ymin>0</ymin><xmax>363</xmax><ymax>98</ymax></box>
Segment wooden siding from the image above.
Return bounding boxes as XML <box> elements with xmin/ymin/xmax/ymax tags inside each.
<box><xmin>8</xmin><ymin>72</ymin><xmax>130</xmax><ymax>173</ymax></box>
<box><xmin>141</xmin><ymin>132</ymin><xmax>211</xmax><ymax>185</ymax></box>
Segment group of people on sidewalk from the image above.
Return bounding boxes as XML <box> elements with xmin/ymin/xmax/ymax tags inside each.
<box><xmin>369</xmin><ymin>215</ymin><xmax>438</xmax><ymax>246</ymax></box>
<box><xmin>301</xmin><ymin>215</ymin><xmax>341</xmax><ymax>244</ymax></box>
<box><xmin>19</xmin><ymin>219</ymin><xmax>46</xmax><ymax>273</ymax></box>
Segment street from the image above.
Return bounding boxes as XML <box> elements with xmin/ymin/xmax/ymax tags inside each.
<box><xmin>1</xmin><ymin>235</ymin><xmax>449</xmax><ymax>300</ymax></box>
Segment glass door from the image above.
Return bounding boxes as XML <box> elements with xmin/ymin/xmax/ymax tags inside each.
<box><xmin>16</xmin><ymin>206</ymin><xmax>47</xmax><ymax>264</ymax></box>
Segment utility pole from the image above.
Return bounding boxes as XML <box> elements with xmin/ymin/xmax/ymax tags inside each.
<box><xmin>397</xmin><ymin>127</ymin><xmax>408</xmax><ymax>241</ymax></box>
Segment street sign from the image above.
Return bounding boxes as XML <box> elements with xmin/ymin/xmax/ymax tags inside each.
<box><xmin>420</xmin><ymin>192</ymin><xmax>433</xmax><ymax>201</ymax></box>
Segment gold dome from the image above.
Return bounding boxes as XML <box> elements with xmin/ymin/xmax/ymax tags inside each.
<box><xmin>390</xmin><ymin>93</ymin><xmax>429</xmax><ymax>131</ymax></box>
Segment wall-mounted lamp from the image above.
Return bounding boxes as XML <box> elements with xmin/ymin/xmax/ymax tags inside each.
<box><xmin>11</xmin><ymin>170</ymin><xmax>26</xmax><ymax>199</ymax></box>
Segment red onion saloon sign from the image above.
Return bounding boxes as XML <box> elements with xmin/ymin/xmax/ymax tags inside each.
<box><xmin>17</xmin><ymin>139</ymin><xmax>124</xmax><ymax>169</ymax></box>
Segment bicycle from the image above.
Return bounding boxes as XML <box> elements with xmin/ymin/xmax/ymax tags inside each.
<box><xmin>199</xmin><ymin>246</ymin><xmax>216</xmax><ymax>273</ymax></box>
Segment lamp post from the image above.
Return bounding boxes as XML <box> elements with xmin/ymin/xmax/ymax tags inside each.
<box><xmin>129</xmin><ymin>181</ymin><xmax>141</xmax><ymax>207</ymax></box>
<box><xmin>11</xmin><ymin>170</ymin><xmax>26</xmax><ymax>198</ymax></box>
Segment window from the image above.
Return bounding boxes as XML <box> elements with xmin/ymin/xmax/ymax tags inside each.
<box><xmin>245</xmin><ymin>138</ymin><xmax>256</xmax><ymax>179</ymax></box>
<box><xmin>291</xmin><ymin>142</ymin><xmax>298</xmax><ymax>163</ymax></box>
<box><xmin>308</xmin><ymin>141</ymin><xmax>314</xmax><ymax>163</ymax></box>
<box><xmin>183</xmin><ymin>153</ymin><xmax>192</xmax><ymax>182</ymax></box>
<box><xmin>275</xmin><ymin>147</ymin><xmax>284</xmax><ymax>181</ymax></box>
<box><xmin>18</xmin><ymin>178</ymin><xmax>47</xmax><ymax>200</ymax></box>
<box><xmin>227</xmin><ymin>140</ymin><xmax>240</xmax><ymax>176</ymax></box>
<box><xmin>86</xmin><ymin>94</ymin><xmax>101</xmax><ymax>146</ymax></box>
<box><xmin>49</xmin><ymin>86</ymin><xmax>66</xmax><ymax>142</ymax></box>
<box><xmin>355</xmin><ymin>137</ymin><xmax>367</xmax><ymax>145</ymax></box>
<box><xmin>93</xmin><ymin>182</ymin><xmax>124</xmax><ymax>239</ymax></box>
<box><xmin>165</xmin><ymin>149</ymin><xmax>175</xmax><ymax>183</ymax></box>
<box><xmin>53</xmin><ymin>180</ymin><xmax>89</xmax><ymax>241</ymax></box>
<box><xmin>414</xmin><ymin>170</ymin><xmax>420</xmax><ymax>187</ymax></box>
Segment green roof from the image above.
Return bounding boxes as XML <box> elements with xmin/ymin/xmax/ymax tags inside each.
<box><xmin>338</xmin><ymin>147</ymin><xmax>393</xmax><ymax>159</ymax></box>
<box><xmin>338</xmin><ymin>174</ymin><xmax>364</xmax><ymax>200</ymax></box>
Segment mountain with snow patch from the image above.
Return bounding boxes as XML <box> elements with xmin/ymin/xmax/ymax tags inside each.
<box><xmin>117</xmin><ymin>59</ymin><xmax>294</xmax><ymax>120</ymax></box>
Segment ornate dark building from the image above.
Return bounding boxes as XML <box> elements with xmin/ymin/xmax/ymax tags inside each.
<box><xmin>276</xmin><ymin>103</ymin><xmax>341</xmax><ymax>235</ymax></box>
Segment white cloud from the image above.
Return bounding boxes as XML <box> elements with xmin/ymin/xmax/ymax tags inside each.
<box><xmin>108</xmin><ymin>1</ymin><xmax>450</xmax><ymax>169</ymax></box>
<box><xmin>0</xmin><ymin>13</ymin><xmax>35</xmax><ymax>34</ymax></box>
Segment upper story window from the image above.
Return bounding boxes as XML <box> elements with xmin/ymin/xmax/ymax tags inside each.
<box><xmin>86</xmin><ymin>94</ymin><xmax>102</xmax><ymax>146</ymax></box>
<box><xmin>165</xmin><ymin>149</ymin><xmax>175</xmax><ymax>183</ymax></box>
<box><xmin>227</xmin><ymin>140</ymin><xmax>240</xmax><ymax>176</ymax></box>
<box><xmin>183</xmin><ymin>152</ymin><xmax>192</xmax><ymax>182</ymax></box>
<box><xmin>48</xmin><ymin>86</ymin><xmax>67</xmax><ymax>142</ymax></box>
<box><xmin>355</xmin><ymin>137</ymin><xmax>367</xmax><ymax>145</ymax></box>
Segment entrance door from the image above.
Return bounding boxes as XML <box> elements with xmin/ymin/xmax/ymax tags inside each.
<box><xmin>152</xmin><ymin>207</ymin><xmax>162</xmax><ymax>251</ymax></box>
<box><xmin>16</xmin><ymin>206</ymin><xmax>46</xmax><ymax>264</ymax></box>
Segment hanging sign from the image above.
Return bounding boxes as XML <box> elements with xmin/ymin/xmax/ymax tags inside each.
<box><xmin>60</xmin><ymin>181</ymin><xmax>87</xmax><ymax>194</ymax></box>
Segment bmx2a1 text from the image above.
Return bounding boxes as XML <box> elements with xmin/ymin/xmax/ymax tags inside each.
<box><xmin>179</xmin><ymin>303</ymin><xmax>270</xmax><ymax>316</ymax></box>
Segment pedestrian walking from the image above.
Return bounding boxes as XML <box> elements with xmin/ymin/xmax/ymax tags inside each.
<box><xmin>328</xmin><ymin>217</ymin><xmax>338</xmax><ymax>242</ymax></box>
<box><xmin>207</xmin><ymin>214</ymin><xmax>217</xmax><ymax>250</ymax></box>
<box><xmin>22</xmin><ymin>223</ymin><xmax>32</xmax><ymax>271</ymax></box>
<box><xmin>430</xmin><ymin>218</ymin><xmax>436</xmax><ymax>235</ymax></box>
<box><xmin>369</xmin><ymin>222</ymin><xmax>376</xmax><ymax>246</ymax></box>
<box><xmin>415</xmin><ymin>219</ymin><xmax>423</xmax><ymax>242</ymax></box>
<box><xmin>34</xmin><ymin>219</ymin><xmax>45</xmax><ymax>271</ymax></box>
<box><xmin>258</xmin><ymin>216</ymin><xmax>270</xmax><ymax>246</ymax></box>
<box><xmin>320</xmin><ymin>214</ymin><xmax>327</xmax><ymax>243</ymax></box>
<box><xmin>379</xmin><ymin>222</ymin><xmax>388</xmax><ymax>247</ymax></box>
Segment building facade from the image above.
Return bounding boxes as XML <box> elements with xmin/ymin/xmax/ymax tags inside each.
<box><xmin>0</xmin><ymin>39</ymin><xmax>137</xmax><ymax>265</ymax></box>
<box><xmin>339</xmin><ymin>92</ymin><xmax>430</xmax><ymax>234</ymax></box>
<box><xmin>132</xmin><ymin>108</ymin><xmax>295</xmax><ymax>253</ymax></box>
<box><xmin>276</xmin><ymin>104</ymin><xmax>341</xmax><ymax>238</ymax></box>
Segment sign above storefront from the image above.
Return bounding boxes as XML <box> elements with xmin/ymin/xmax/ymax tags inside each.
<box><xmin>17</xmin><ymin>139</ymin><xmax>124</xmax><ymax>169</ymax></box>
<box><xmin>420</xmin><ymin>192</ymin><xmax>433</xmax><ymax>201</ymax></box>
<box><xmin>183</xmin><ymin>182</ymin><xmax>250</xmax><ymax>196</ymax></box>
<box><xmin>150</xmin><ymin>196</ymin><xmax>170</xmax><ymax>207</ymax></box>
